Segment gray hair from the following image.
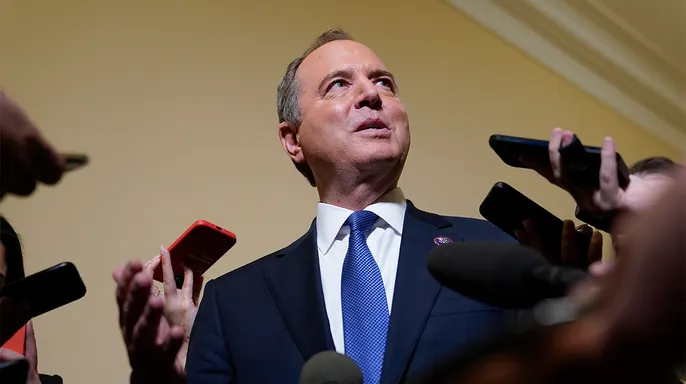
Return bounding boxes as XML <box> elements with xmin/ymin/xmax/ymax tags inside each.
<box><xmin>276</xmin><ymin>29</ymin><xmax>355</xmax><ymax>187</ymax></box>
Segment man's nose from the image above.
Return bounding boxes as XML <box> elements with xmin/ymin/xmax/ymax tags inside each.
<box><xmin>354</xmin><ymin>79</ymin><xmax>382</xmax><ymax>110</ymax></box>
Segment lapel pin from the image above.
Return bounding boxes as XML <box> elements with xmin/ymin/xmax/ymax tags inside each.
<box><xmin>433</xmin><ymin>236</ymin><xmax>452</xmax><ymax>246</ymax></box>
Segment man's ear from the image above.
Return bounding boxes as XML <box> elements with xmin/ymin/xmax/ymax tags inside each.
<box><xmin>278</xmin><ymin>121</ymin><xmax>306</xmax><ymax>164</ymax></box>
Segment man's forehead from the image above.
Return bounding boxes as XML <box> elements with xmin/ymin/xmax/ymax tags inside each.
<box><xmin>297</xmin><ymin>40</ymin><xmax>388</xmax><ymax>84</ymax></box>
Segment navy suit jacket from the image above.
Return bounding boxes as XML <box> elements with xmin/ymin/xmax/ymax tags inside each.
<box><xmin>186</xmin><ymin>201</ymin><xmax>515</xmax><ymax>383</ymax></box>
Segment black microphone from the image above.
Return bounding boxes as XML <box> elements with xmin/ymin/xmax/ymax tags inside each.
<box><xmin>426</xmin><ymin>242</ymin><xmax>590</xmax><ymax>309</ymax></box>
<box><xmin>299</xmin><ymin>351</ymin><xmax>363</xmax><ymax>384</ymax></box>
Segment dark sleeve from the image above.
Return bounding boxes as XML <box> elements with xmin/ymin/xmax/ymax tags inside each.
<box><xmin>186</xmin><ymin>279</ymin><xmax>234</xmax><ymax>383</ymax></box>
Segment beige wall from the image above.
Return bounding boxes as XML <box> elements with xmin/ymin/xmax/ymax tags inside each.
<box><xmin>0</xmin><ymin>0</ymin><xmax>681</xmax><ymax>382</ymax></box>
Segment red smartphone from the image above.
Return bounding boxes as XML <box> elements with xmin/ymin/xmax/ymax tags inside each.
<box><xmin>152</xmin><ymin>220</ymin><xmax>237</xmax><ymax>288</ymax></box>
<box><xmin>2</xmin><ymin>325</ymin><xmax>26</xmax><ymax>354</ymax></box>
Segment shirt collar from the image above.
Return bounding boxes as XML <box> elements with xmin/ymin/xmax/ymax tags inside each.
<box><xmin>316</xmin><ymin>188</ymin><xmax>407</xmax><ymax>255</ymax></box>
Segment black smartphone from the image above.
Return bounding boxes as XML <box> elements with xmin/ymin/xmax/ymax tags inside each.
<box><xmin>61</xmin><ymin>153</ymin><xmax>89</xmax><ymax>172</ymax></box>
<box><xmin>0</xmin><ymin>262</ymin><xmax>87</xmax><ymax>318</ymax></box>
<box><xmin>0</xmin><ymin>359</ymin><xmax>29</xmax><ymax>384</ymax></box>
<box><xmin>488</xmin><ymin>134</ymin><xmax>630</xmax><ymax>190</ymax></box>
<box><xmin>479</xmin><ymin>182</ymin><xmax>591</xmax><ymax>259</ymax></box>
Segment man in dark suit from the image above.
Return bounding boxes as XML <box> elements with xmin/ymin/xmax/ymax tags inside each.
<box><xmin>182</xmin><ymin>29</ymin><xmax>515</xmax><ymax>383</ymax></box>
<box><xmin>115</xmin><ymin>28</ymin><xmax>606</xmax><ymax>383</ymax></box>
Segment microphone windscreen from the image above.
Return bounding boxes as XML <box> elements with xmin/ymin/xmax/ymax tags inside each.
<box><xmin>299</xmin><ymin>351</ymin><xmax>363</xmax><ymax>384</ymax></box>
<box><xmin>427</xmin><ymin>242</ymin><xmax>549</xmax><ymax>308</ymax></box>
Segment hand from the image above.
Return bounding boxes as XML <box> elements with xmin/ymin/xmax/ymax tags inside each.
<box><xmin>113</xmin><ymin>259</ymin><xmax>185</xmax><ymax>384</ymax></box>
<box><xmin>0</xmin><ymin>321</ymin><xmax>39</xmax><ymax>384</ymax></box>
<box><xmin>147</xmin><ymin>247</ymin><xmax>203</xmax><ymax>370</ymax></box>
<box><xmin>523</xmin><ymin>128</ymin><xmax>637</xmax><ymax>213</ymax></box>
<box><xmin>0</xmin><ymin>91</ymin><xmax>65</xmax><ymax>198</ymax></box>
<box><xmin>515</xmin><ymin>219</ymin><xmax>603</xmax><ymax>269</ymax></box>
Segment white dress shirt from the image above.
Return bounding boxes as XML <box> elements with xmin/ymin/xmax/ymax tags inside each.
<box><xmin>316</xmin><ymin>188</ymin><xmax>407</xmax><ymax>353</ymax></box>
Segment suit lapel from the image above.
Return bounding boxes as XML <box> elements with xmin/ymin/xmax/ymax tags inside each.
<box><xmin>264</xmin><ymin>221</ymin><xmax>335</xmax><ymax>362</ymax></box>
<box><xmin>381</xmin><ymin>202</ymin><xmax>454</xmax><ymax>384</ymax></box>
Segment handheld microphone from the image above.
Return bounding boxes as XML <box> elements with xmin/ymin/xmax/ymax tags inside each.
<box><xmin>299</xmin><ymin>351</ymin><xmax>363</xmax><ymax>384</ymax></box>
<box><xmin>426</xmin><ymin>242</ymin><xmax>590</xmax><ymax>309</ymax></box>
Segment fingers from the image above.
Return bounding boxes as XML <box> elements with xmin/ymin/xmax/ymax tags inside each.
<box><xmin>161</xmin><ymin>325</ymin><xmax>185</xmax><ymax>365</ymax></box>
<box><xmin>160</xmin><ymin>247</ymin><xmax>177</xmax><ymax>298</ymax></box>
<box><xmin>514</xmin><ymin>228</ymin><xmax>529</xmax><ymax>245</ymax></box>
<box><xmin>122</xmin><ymin>273</ymin><xmax>154</xmax><ymax>342</ymax></box>
<box><xmin>112</xmin><ymin>267</ymin><xmax>124</xmax><ymax>282</ymax></box>
<box><xmin>181</xmin><ymin>267</ymin><xmax>193</xmax><ymax>300</ymax></box>
<box><xmin>0</xmin><ymin>347</ymin><xmax>24</xmax><ymax>363</ymax></box>
<box><xmin>115</xmin><ymin>261</ymin><xmax>143</xmax><ymax>309</ymax></box>
<box><xmin>24</xmin><ymin>320</ymin><xmax>38</xmax><ymax>373</ymax></box>
<box><xmin>587</xmin><ymin>231</ymin><xmax>604</xmax><ymax>265</ymax></box>
<box><xmin>150</xmin><ymin>284</ymin><xmax>161</xmax><ymax>298</ymax></box>
<box><xmin>192</xmin><ymin>274</ymin><xmax>204</xmax><ymax>305</ymax></box>
<box><xmin>143</xmin><ymin>255</ymin><xmax>161</xmax><ymax>275</ymax></box>
<box><xmin>597</xmin><ymin>137</ymin><xmax>619</xmax><ymax>208</ymax></box>
<box><xmin>548</xmin><ymin>128</ymin><xmax>564</xmax><ymax>180</ymax></box>
<box><xmin>560</xmin><ymin>130</ymin><xmax>575</xmax><ymax>147</ymax></box>
<box><xmin>560</xmin><ymin>220</ymin><xmax>579</xmax><ymax>266</ymax></box>
<box><xmin>130</xmin><ymin>296</ymin><xmax>165</xmax><ymax>368</ymax></box>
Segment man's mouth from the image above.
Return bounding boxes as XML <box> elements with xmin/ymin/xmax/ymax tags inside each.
<box><xmin>356</xmin><ymin>119</ymin><xmax>389</xmax><ymax>131</ymax></box>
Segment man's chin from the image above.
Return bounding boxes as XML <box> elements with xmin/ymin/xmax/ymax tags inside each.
<box><xmin>355</xmin><ymin>153</ymin><xmax>405</xmax><ymax>176</ymax></box>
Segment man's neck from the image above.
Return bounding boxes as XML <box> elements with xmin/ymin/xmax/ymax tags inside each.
<box><xmin>317</xmin><ymin>173</ymin><xmax>399</xmax><ymax>211</ymax></box>
<box><xmin>319</xmin><ymin>184</ymin><xmax>397</xmax><ymax>211</ymax></box>
<box><xmin>313</xmin><ymin>160</ymin><xmax>404</xmax><ymax>211</ymax></box>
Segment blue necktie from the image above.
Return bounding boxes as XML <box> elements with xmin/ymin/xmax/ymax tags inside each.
<box><xmin>341</xmin><ymin>210</ymin><xmax>389</xmax><ymax>384</ymax></box>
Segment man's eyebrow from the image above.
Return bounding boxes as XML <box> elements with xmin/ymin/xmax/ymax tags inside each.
<box><xmin>318</xmin><ymin>68</ymin><xmax>398</xmax><ymax>90</ymax></box>
<box><xmin>319</xmin><ymin>69</ymin><xmax>351</xmax><ymax>90</ymax></box>
<box><xmin>369</xmin><ymin>69</ymin><xmax>396</xmax><ymax>84</ymax></box>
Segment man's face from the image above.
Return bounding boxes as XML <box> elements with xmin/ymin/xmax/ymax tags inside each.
<box><xmin>283</xmin><ymin>40</ymin><xmax>410</xmax><ymax>183</ymax></box>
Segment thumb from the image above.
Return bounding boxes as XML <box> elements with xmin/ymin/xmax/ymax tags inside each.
<box><xmin>25</xmin><ymin>321</ymin><xmax>38</xmax><ymax>369</ymax></box>
<box><xmin>192</xmin><ymin>275</ymin><xmax>204</xmax><ymax>305</ymax></box>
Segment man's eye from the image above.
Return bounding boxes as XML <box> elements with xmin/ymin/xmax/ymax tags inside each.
<box><xmin>376</xmin><ymin>78</ymin><xmax>394</xmax><ymax>89</ymax></box>
<box><xmin>330</xmin><ymin>80</ymin><xmax>347</xmax><ymax>89</ymax></box>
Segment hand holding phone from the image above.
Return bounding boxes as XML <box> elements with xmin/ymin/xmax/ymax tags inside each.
<box><xmin>489</xmin><ymin>129</ymin><xmax>631</xmax><ymax>215</ymax></box>
<box><xmin>479</xmin><ymin>182</ymin><xmax>602</xmax><ymax>268</ymax></box>
<box><xmin>152</xmin><ymin>220</ymin><xmax>237</xmax><ymax>289</ymax></box>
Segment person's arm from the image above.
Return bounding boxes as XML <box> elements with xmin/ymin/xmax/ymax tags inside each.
<box><xmin>185</xmin><ymin>279</ymin><xmax>234</xmax><ymax>383</ymax></box>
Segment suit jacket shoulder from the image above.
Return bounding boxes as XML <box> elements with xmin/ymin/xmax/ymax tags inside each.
<box><xmin>408</xmin><ymin>202</ymin><xmax>515</xmax><ymax>244</ymax></box>
<box><xmin>211</xmin><ymin>220</ymin><xmax>315</xmax><ymax>286</ymax></box>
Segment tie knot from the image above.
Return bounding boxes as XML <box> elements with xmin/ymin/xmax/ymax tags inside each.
<box><xmin>346</xmin><ymin>210</ymin><xmax>379</xmax><ymax>234</ymax></box>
